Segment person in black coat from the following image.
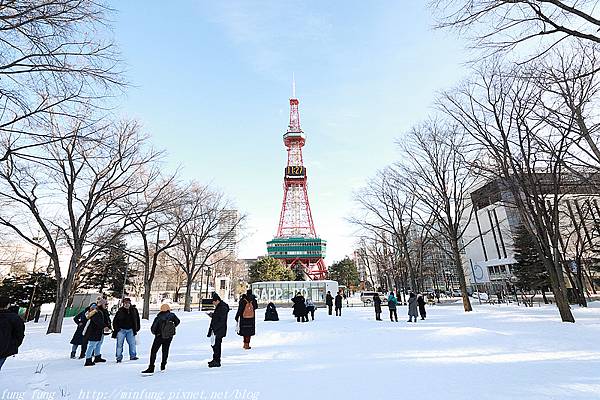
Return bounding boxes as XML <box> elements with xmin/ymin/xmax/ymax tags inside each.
<box><xmin>70</xmin><ymin>307</ymin><xmax>89</xmax><ymax>359</ymax></box>
<box><xmin>112</xmin><ymin>298</ymin><xmax>141</xmax><ymax>362</ymax></box>
<box><xmin>334</xmin><ymin>291</ymin><xmax>343</xmax><ymax>316</ymax></box>
<box><xmin>373</xmin><ymin>294</ymin><xmax>382</xmax><ymax>321</ymax></box>
<box><xmin>141</xmin><ymin>303</ymin><xmax>180</xmax><ymax>374</ymax></box>
<box><xmin>325</xmin><ymin>291</ymin><xmax>333</xmax><ymax>315</ymax></box>
<box><xmin>0</xmin><ymin>296</ymin><xmax>25</xmax><ymax>372</ymax></box>
<box><xmin>291</xmin><ymin>293</ymin><xmax>308</xmax><ymax>322</ymax></box>
<box><xmin>264</xmin><ymin>302</ymin><xmax>279</xmax><ymax>321</ymax></box>
<box><xmin>82</xmin><ymin>303</ymin><xmax>106</xmax><ymax>366</ymax></box>
<box><xmin>417</xmin><ymin>294</ymin><xmax>426</xmax><ymax>320</ymax></box>
<box><xmin>207</xmin><ymin>292</ymin><xmax>230</xmax><ymax>368</ymax></box>
<box><xmin>235</xmin><ymin>290</ymin><xmax>258</xmax><ymax>350</ymax></box>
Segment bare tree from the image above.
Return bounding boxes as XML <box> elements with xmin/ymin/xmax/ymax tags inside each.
<box><xmin>124</xmin><ymin>176</ymin><xmax>189</xmax><ymax>319</ymax></box>
<box><xmin>398</xmin><ymin>120</ymin><xmax>477</xmax><ymax>312</ymax></box>
<box><xmin>431</xmin><ymin>0</ymin><xmax>600</xmax><ymax>62</ymax></box>
<box><xmin>350</xmin><ymin>168</ymin><xmax>421</xmax><ymax>292</ymax></box>
<box><xmin>439</xmin><ymin>62</ymin><xmax>578</xmax><ymax>322</ymax></box>
<box><xmin>0</xmin><ymin>0</ymin><xmax>123</xmax><ymax>162</ymax></box>
<box><xmin>0</xmin><ymin>116</ymin><xmax>158</xmax><ymax>333</ymax></box>
<box><xmin>168</xmin><ymin>185</ymin><xmax>244</xmax><ymax>311</ymax></box>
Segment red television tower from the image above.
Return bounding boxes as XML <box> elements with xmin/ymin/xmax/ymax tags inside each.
<box><xmin>266</xmin><ymin>82</ymin><xmax>327</xmax><ymax>280</ymax></box>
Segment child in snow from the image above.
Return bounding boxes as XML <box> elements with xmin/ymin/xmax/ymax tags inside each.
<box><xmin>264</xmin><ymin>302</ymin><xmax>279</xmax><ymax>321</ymax></box>
<box><xmin>305</xmin><ymin>298</ymin><xmax>316</xmax><ymax>321</ymax></box>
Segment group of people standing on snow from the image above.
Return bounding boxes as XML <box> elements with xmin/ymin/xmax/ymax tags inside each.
<box><xmin>68</xmin><ymin>290</ymin><xmax>260</xmax><ymax>373</ymax></box>
<box><xmin>325</xmin><ymin>290</ymin><xmax>344</xmax><ymax>316</ymax></box>
<box><xmin>373</xmin><ymin>292</ymin><xmax>428</xmax><ymax>322</ymax></box>
<box><xmin>291</xmin><ymin>292</ymin><xmax>317</xmax><ymax>322</ymax></box>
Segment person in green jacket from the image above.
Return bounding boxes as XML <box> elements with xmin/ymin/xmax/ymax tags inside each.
<box><xmin>387</xmin><ymin>292</ymin><xmax>398</xmax><ymax>322</ymax></box>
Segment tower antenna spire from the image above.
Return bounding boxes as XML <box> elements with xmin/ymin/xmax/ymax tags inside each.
<box><xmin>292</xmin><ymin>73</ymin><xmax>296</xmax><ymax>98</ymax></box>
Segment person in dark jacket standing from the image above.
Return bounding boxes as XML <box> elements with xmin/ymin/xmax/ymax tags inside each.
<box><xmin>112</xmin><ymin>298</ymin><xmax>140</xmax><ymax>362</ymax></box>
<box><xmin>70</xmin><ymin>307</ymin><xmax>88</xmax><ymax>359</ymax></box>
<box><xmin>325</xmin><ymin>291</ymin><xmax>333</xmax><ymax>316</ymax></box>
<box><xmin>0</xmin><ymin>297</ymin><xmax>25</xmax><ymax>372</ymax></box>
<box><xmin>207</xmin><ymin>293</ymin><xmax>229</xmax><ymax>368</ymax></box>
<box><xmin>388</xmin><ymin>292</ymin><xmax>398</xmax><ymax>322</ymax></box>
<box><xmin>373</xmin><ymin>293</ymin><xmax>382</xmax><ymax>321</ymax></box>
<box><xmin>82</xmin><ymin>303</ymin><xmax>106</xmax><ymax>366</ymax></box>
<box><xmin>291</xmin><ymin>293</ymin><xmax>308</xmax><ymax>322</ymax></box>
<box><xmin>417</xmin><ymin>294</ymin><xmax>426</xmax><ymax>320</ymax></box>
<box><xmin>334</xmin><ymin>291</ymin><xmax>343</xmax><ymax>316</ymax></box>
<box><xmin>141</xmin><ymin>303</ymin><xmax>180</xmax><ymax>374</ymax></box>
<box><xmin>408</xmin><ymin>292</ymin><xmax>419</xmax><ymax>322</ymax></box>
<box><xmin>235</xmin><ymin>290</ymin><xmax>258</xmax><ymax>350</ymax></box>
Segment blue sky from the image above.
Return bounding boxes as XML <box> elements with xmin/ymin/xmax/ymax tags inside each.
<box><xmin>112</xmin><ymin>1</ymin><xmax>468</xmax><ymax>263</ymax></box>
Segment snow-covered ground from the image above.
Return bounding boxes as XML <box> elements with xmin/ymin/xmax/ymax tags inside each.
<box><xmin>2</xmin><ymin>302</ymin><xmax>600</xmax><ymax>400</ymax></box>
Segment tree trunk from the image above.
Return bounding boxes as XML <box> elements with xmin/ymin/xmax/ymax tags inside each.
<box><xmin>544</xmin><ymin>257</ymin><xmax>575</xmax><ymax>323</ymax></box>
<box><xmin>142</xmin><ymin>284</ymin><xmax>152</xmax><ymax>320</ymax></box>
<box><xmin>184</xmin><ymin>278</ymin><xmax>193</xmax><ymax>312</ymax></box>
<box><xmin>46</xmin><ymin>278</ymin><xmax>70</xmax><ymax>334</ymax></box>
<box><xmin>541</xmin><ymin>288</ymin><xmax>549</xmax><ymax>304</ymax></box>
<box><xmin>451</xmin><ymin>238</ymin><xmax>472</xmax><ymax>312</ymax></box>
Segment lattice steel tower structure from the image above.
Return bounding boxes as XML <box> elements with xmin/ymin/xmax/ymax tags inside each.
<box><xmin>266</xmin><ymin>85</ymin><xmax>327</xmax><ymax>280</ymax></box>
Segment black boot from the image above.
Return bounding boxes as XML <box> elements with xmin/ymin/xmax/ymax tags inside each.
<box><xmin>70</xmin><ymin>351</ymin><xmax>76</xmax><ymax>359</ymax></box>
<box><xmin>141</xmin><ymin>365</ymin><xmax>155</xmax><ymax>374</ymax></box>
<box><xmin>84</xmin><ymin>358</ymin><xmax>95</xmax><ymax>366</ymax></box>
<box><xmin>94</xmin><ymin>355</ymin><xmax>106</xmax><ymax>363</ymax></box>
<box><xmin>160</xmin><ymin>362</ymin><xmax>166</xmax><ymax>371</ymax></box>
<box><xmin>208</xmin><ymin>360</ymin><xmax>221</xmax><ymax>368</ymax></box>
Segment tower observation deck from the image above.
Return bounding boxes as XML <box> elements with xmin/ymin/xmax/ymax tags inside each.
<box><xmin>266</xmin><ymin>91</ymin><xmax>327</xmax><ymax>280</ymax></box>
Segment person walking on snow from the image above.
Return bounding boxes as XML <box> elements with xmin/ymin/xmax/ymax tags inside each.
<box><xmin>417</xmin><ymin>294</ymin><xmax>426</xmax><ymax>320</ymax></box>
<box><xmin>305</xmin><ymin>298</ymin><xmax>316</xmax><ymax>321</ymax></box>
<box><xmin>70</xmin><ymin>306</ymin><xmax>89</xmax><ymax>359</ymax></box>
<box><xmin>207</xmin><ymin>292</ymin><xmax>230</xmax><ymax>368</ymax></box>
<box><xmin>0</xmin><ymin>296</ymin><xmax>25</xmax><ymax>372</ymax></box>
<box><xmin>373</xmin><ymin>293</ymin><xmax>382</xmax><ymax>321</ymax></box>
<box><xmin>387</xmin><ymin>292</ymin><xmax>398</xmax><ymax>322</ymax></box>
<box><xmin>408</xmin><ymin>292</ymin><xmax>419</xmax><ymax>322</ymax></box>
<box><xmin>142</xmin><ymin>303</ymin><xmax>180</xmax><ymax>374</ymax></box>
<box><xmin>325</xmin><ymin>291</ymin><xmax>333</xmax><ymax>315</ymax></box>
<box><xmin>235</xmin><ymin>289</ymin><xmax>258</xmax><ymax>350</ymax></box>
<box><xmin>334</xmin><ymin>291</ymin><xmax>343</xmax><ymax>316</ymax></box>
<box><xmin>112</xmin><ymin>297</ymin><xmax>140</xmax><ymax>362</ymax></box>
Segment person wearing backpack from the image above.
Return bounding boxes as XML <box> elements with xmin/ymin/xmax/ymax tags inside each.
<box><xmin>387</xmin><ymin>291</ymin><xmax>398</xmax><ymax>322</ymax></box>
<box><xmin>207</xmin><ymin>292</ymin><xmax>230</xmax><ymax>368</ymax></box>
<box><xmin>235</xmin><ymin>289</ymin><xmax>258</xmax><ymax>350</ymax></box>
<box><xmin>0</xmin><ymin>296</ymin><xmax>25</xmax><ymax>372</ymax></box>
<box><xmin>142</xmin><ymin>303</ymin><xmax>180</xmax><ymax>374</ymax></box>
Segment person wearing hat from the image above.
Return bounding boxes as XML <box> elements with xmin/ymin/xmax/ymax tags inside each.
<box><xmin>112</xmin><ymin>298</ymin><xmax>140</xmax><ymax>363</ymax></box>
<box><xmin>235</xmin><ymin>289</ymin><xmax>258</xmax><ymax>350</ymax></box>
<box><xmin>0</xmin><ymin>296</ymin><xmax>25</xmax><ymax>371</ymax></box>
<box><xmin>142</xmin><ymin>303</ymin><xmax>180</xmax><ymax>374</ymax></box>
<box><xmin>82</xmin><ymin>303</ymin><xmax>106</xmax><ymax>366</ymax></box>
<box><xmin>207</xmin><ymin>292</ymin><xmax>229</xmax><ymax>368</ymax></box>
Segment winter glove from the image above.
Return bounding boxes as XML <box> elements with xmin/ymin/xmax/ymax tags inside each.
<box><xmin>111</xmin><ymin>330</ymin><xmax>118</xmax><ymax>339</ymax></box>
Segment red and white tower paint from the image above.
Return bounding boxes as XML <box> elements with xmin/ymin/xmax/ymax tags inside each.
<box><xmin>266</xmin><ymin>82</ymin><xmax>327</xmax><ymax>279</ymax></box>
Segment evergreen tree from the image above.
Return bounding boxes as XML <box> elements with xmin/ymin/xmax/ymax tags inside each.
<box><xmin>512</xmin><ymin>224</ymin><xmax>549</xmax><ymax>292</ymax></box>
<box><xmin>328</xmin><ymin>257</ymin><xmax>360</xmax><ymax>288</ymax></box>
<box><xmin>248</xmin><ymin>257</ymin><xmax>294</xmax><ymax>283</ymax></box>
<box><xmin>80</xmin><ymin>231</ymin><xmax>134</xmax><ymax>298</ymax></box>
<box><xmin>0</xmin><ymin>272</ymin><xmax>57</xmax><ymax>319</ymax></box>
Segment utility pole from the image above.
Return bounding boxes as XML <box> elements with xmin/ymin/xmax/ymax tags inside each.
<box><xmin>469</xmin><ymin>259</ymin><xmax>482</xmax><ymax>305</ymax></box>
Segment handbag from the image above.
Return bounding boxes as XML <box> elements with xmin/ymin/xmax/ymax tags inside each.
<box><xmin>235</xmin><ymin>319</ymin><xmax>240</xmax><ymax>334</ymax></box>
<box><xmin>210</xmin><ymin>333</ymin><xmax>216</xmax><ymax>346</ymax></box>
